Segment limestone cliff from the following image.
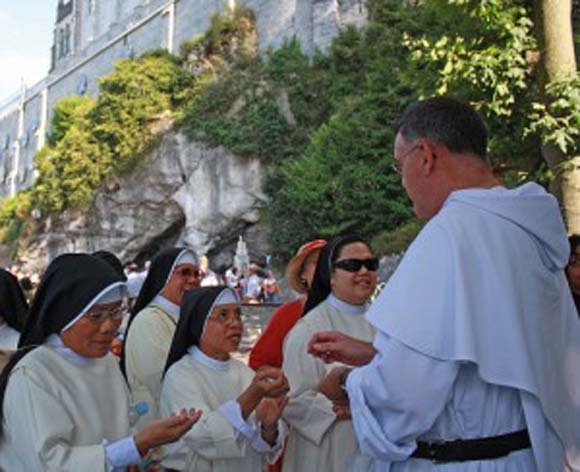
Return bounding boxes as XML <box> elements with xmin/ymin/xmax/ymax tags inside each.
<box><xmin>19</xmin><ymin>128</ymin><xmax>269</xmax><ymax>272</ymax></box>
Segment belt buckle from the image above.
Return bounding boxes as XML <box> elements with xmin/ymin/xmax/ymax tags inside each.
<box><xmin>428</xmin><ymin>439</ymin><xmax>447</xmax><ymax>464</ymax></box>
<box><xmin>431</xmin><ymin>438</ymin><xmax>463</xmax><ymax>464</ymax></box>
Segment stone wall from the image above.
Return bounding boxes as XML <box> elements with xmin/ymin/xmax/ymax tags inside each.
<box><xmin>0</xmin><ymin>1</ymin><xmax>368</xmax><ymax>198</ymax></box>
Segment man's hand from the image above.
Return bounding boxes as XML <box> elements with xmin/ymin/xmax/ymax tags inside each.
<box><xmin>134</xmin><ymin>408</ymin><xmax>202</xmax><ymax>457</ymax></box>
<box><xmin>318</xmin><ymin>366</ymin><xmax>349</xmax><ymax>403</ymax></box>
<box><xmin>308</xmin><ymin>331</ymin><xmax>376</xmax><ymax>366</ymax></box>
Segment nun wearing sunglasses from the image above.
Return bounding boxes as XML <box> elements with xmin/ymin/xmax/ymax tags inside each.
<box><xmin>160</xmin><ymin>286</ymin><xmax>288</xmax><ymax>472</ymax></box>
<box><xmin>282</xmin><ymin>235</ymin><xmax>378</xmax><ymax>472</ymax></box>
<box><xmin>0</xmin><ymin>254</ymin><xmax>200</xmax><ymax>471</ymax></box>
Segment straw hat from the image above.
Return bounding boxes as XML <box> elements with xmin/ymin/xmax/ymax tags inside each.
<box><xmin>285</xmin><ymin>239</ymin><xmax>327</xmax><ymax>294</ymax></box>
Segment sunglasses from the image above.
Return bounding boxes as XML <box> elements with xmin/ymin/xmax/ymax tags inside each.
<box><xmin>334</xmin><ymin>258</ymin><xmax>379</xmax><ymax>273</ymax></box>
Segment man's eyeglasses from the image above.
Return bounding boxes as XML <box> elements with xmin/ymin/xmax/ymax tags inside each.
<box><xmin>392</xmin><ymin>144</ymin><xmax>421</xmax><ymax>175</ymax></box>
<box><xmin>84</xmin><ymin>304</ymin><xmax>126</xmax><ymax>324</ymax></box>
<box><xmin>334</xmin><ymin>258</ymin><xmax>379</xmax><ymax>273</ymax></box>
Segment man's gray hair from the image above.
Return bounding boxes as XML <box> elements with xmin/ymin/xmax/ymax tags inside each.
<box><xmin>395</xmin><ymin>97</ymin><xmax>488</xmax><ymax>160</ymax></box>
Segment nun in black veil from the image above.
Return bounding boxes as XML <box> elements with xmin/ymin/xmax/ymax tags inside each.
<box><xmin>281</xmin><ymin>235</ymin><xmax>379</xmax><ymax>472</ymax></box>
<box><xmin>121</xmin><ymin>247</ymin><xmax>201</xmax><ymax>428</ymax></box>
<box><xmin>0</xmin><ymin>268</ymin><xmax>28</xmax><ymax>350</ymax></box>
<box><xmin>0</xmin><ymin>253</ymin><xmax>200</xmax><ymax>471</ymax></box>
<box><xmin>159</xmin><ymin>286</ymin><xmax>289</xmax><ymax>472</ymax></box>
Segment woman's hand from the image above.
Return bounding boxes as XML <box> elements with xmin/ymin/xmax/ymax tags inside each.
<box><xmin>237</xmin><ymin>366</ymin><xmax>289</xmax><ymax>420</ymax></box>
<box><xmin>256</xmin><ymin>394</ymin><xmax>289</xmax><ymax>427</ymax></box>
<box><xmin>134</xmin><ymin>408</ymin><xmax>202</xmax><ymax>457</ymax></box>
<box><xmin>332</xmin><ymin>400</ymin><xmax>351</xmax><ymax>420</ymax></box>
<box><xmin>308</xmin><ymin>331</ymin><xmax>376</xmax><ymax>366</ymax></box>
<box><xmin>256</xmin><ymin>395</ymin><xmax>288</xmax><ymax>445</ymax></box>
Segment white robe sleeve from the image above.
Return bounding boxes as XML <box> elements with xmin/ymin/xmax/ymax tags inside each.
<box><xmin>6</xmin><ymin>367</ymin><xmax>108</xmax><ymax>471</ymax></box>
<box><xmin>160</xmin><ymin>372</ymin><xmax>260</xmax><ymax>468</ymax></box>
<box><xmin>282</xmin><ymin>320</ymin><xmax>337</xmax><ymax>445</ymax></box>
<box><xmin>347</xmin><ymin>332</ymin><xmax>459</xmax><ymax>462</ymax></box>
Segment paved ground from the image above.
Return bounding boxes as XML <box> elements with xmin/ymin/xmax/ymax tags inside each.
<box><xmin>233</xmin><ymin>303</ymin><xmax>281</xmax><ymax>364</ymax></box>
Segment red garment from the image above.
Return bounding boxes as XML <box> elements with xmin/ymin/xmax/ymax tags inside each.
<box><xmin>249</xmin><ymin>298</ymin><xmax>304</xmax><ymax>370</ymax></box>
<box><xmin>249</xmin><ymin>298</ymin><xmax>304</xmax><ymax>472</ymax></box>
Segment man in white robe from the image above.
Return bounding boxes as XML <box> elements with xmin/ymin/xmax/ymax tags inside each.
<box><xmin>312</xmin><ymin>97</ymin><xmax>580</xmax><ymax>471</ymax></box>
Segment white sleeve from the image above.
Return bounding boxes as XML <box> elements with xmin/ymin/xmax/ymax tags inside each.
<box><xmin>282</xmin><ymin>321</ymin><xmax>336</xmax><ymax>445</ymax></box>
<box><xmin>218</xmin><ymin>400</ymin><xmax>286</xmax><ymax>462</ymax></box>
<box><xmin>160</xmin><ymin>373</ymin><xmax>261</xmax><ymax>468</ymax></box>
<box><xmin>347</xmin><ymin>332</ymin><xmax>459</xmax><ymax>462</ymax></box>
<box><xmin>105</xmin><ymin>436</ymin><xmax>141</xmax><ymax>471</ymax></box>
<box><xmin>4</xmin><ymin>367</ymin><xmax>108</xmax><ymax>471</ymax></box>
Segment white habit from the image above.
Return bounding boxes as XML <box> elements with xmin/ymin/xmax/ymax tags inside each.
<box><xmin>125</xmin><ymin>298</ymin><xmax>178</xmax><ymax>427</ymax></box>
<box><xmin>282</xmin><ymin>294</ymin><xmax>376</xmax><ymax>472</ymax></box>
<box><xmin>0</xmin><ymin>345</ymin><xmax>132</xmax><ymax>471</ymax></box>
<box><xmin>347</xmin><ymin>184</ymin><xmax>580</xmax><ymax>471</ymax></box>
<box><xmin>160</xmin><ymin>347</ymin><xmax>283</xmax><ymax>471</ymax></box>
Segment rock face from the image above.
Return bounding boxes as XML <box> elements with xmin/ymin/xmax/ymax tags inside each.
<box><xmin>20</xmin><ymin>129</ymin><xmax>269</xmax><ymax>272</ymax></box>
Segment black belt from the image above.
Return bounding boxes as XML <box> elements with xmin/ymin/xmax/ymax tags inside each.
<box><xmin>411</xmin><ymin>429</ymin><xmax>531</xmax><ymax>463</ymax></box>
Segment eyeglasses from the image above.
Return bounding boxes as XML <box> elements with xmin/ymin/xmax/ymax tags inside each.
<box><xmin>173</xmin><ymin>267</ymin><xmax>201</xmax><ymax>279</ymax></box>
<box><xmin>208</xmin><ymin>308</ymin><xmax>243</xmax><ymax>325</ymax></box>
<box><xmin>84</xmin><ymin>304</ymin><xmax>126</xmax><ymax>324</ymax></box>
<box><xmin>334</xmin><ymin>258</ymin><xmax>379</xmax><ymax>273</ymax></box>
<box><xmin>392</xmin><ymin>144</ymin><xmax>421</xmax><ymax>175</ymax></box>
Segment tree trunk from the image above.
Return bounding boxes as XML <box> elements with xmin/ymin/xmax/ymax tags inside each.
<box><xmin>534</xmin><ymin>0</ymin><xmax>579</xmax><ymax>233</ymax></box>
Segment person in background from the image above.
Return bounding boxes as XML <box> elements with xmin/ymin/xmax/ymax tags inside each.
<box><xmin>566</xmin><ymin>234</ymin><xmax>580</xmax><ymax>315</ymax></box>
<box><xmin>0</xmin><ymin>253</ymin><xmax>200</xmax><ymax>471</ymax></box>
<box><xmin>262</xmin><ymin>271</ymin><xmax>281</xmax><ymax>303</ymax></box>
<box><xmin>250</xmin><ymin>240</ymin><xmax>327</xmax><ymax>371</ymax></box>
<box><xmin>122</xmin><ymin>247</ymin><xmax>201</xmax><ymax>429</ymax></box>
<box><xmin>282</xmin><ymin>235</ymin><xmax>378</xmax><ymax>472</ymax></box>
<box><xmin>160</xmin><ymin>286</ymin><xmax>288</xmax><ymax>471</ymax></box>
<box><xmin>0</xmin><ymin>268</ymin><xmax>29</xmax><ymax>351</ymax></box>
<box><xmin>244</xmin><ymin>263</ymin><xmax>263</xmax><ymax>303</ymax></box>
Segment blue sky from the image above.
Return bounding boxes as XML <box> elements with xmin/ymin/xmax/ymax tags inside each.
<box><xmin>0</xmin><ymin>2</ymin><xmax>56</xmax><ymax>100</ymax></box>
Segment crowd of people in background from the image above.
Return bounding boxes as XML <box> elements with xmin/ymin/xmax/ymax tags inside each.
<box><xmin>0</xmin><ymin>98</ymin><xmax>579</xmax><ymax>471</ymax></box>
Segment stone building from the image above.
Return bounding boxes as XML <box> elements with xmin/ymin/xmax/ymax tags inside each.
<box><xmin>0</xmin><ymin>0</ymin><xmax>366</xmax><ymax>199</ymax></box>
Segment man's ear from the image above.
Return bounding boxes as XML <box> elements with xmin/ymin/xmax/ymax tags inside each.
<box><xmin>419</xmin><ymin>139</ymin><xmax>438</xmax><ymax>176</ymax></box>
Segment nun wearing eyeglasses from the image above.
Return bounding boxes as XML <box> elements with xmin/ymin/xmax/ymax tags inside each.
<box><xmin>121</xmin><ymin>247</ymin><xmax>201</xmax><ymax>428</ymax></box>
<box><xmin>0</xmin><ymin>254</ymin><xmax>201</xmax><ymax>471</ymax></box>
<box><xmin>0</xmin><ymin>267</ymin><xmax>28</xmax><ymax>350</ymax></box>
<box><xmin>282</xmin><ymin>235</ymin><xmax>378</xmax><ymax>472</ymax></box>
<box><xmin>160</xmin><ymin>286</ymin><xmax>289</xmax><ymax>472</ymax></box>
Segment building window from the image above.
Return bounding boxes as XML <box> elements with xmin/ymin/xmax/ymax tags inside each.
<box><xmin>88</xmin><ymin>0</ymin><xmax>96</xmax><ymax>15</ymax></box>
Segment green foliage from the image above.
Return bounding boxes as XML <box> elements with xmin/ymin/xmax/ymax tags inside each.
<box><xmin>371</xmin><ymin>219</ymin><xmax>425</xmax><ymax>256</ymax></box>
<box><xmin>0</xmin><ymin>192</ymin><xmax>33</xmax><ymax>244</ymax></box>
<box><xmin>183</xmin><ymin>38</ymin><xmax>333</xmax><ymax>162</ymax></box>
<box><xmin>47</xmin><ymin>95</ymin><xmax>96</xmax><ymax>146</ymax></box>
<box><xmin>527</xmin><ymin>73</ymin><xmax>580</xmax><ymax>156</ymax></box>
<box><xmin>28</xmin><ymin>52</ymin><xmax>193</xmax><ymax>215</ymax></box>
